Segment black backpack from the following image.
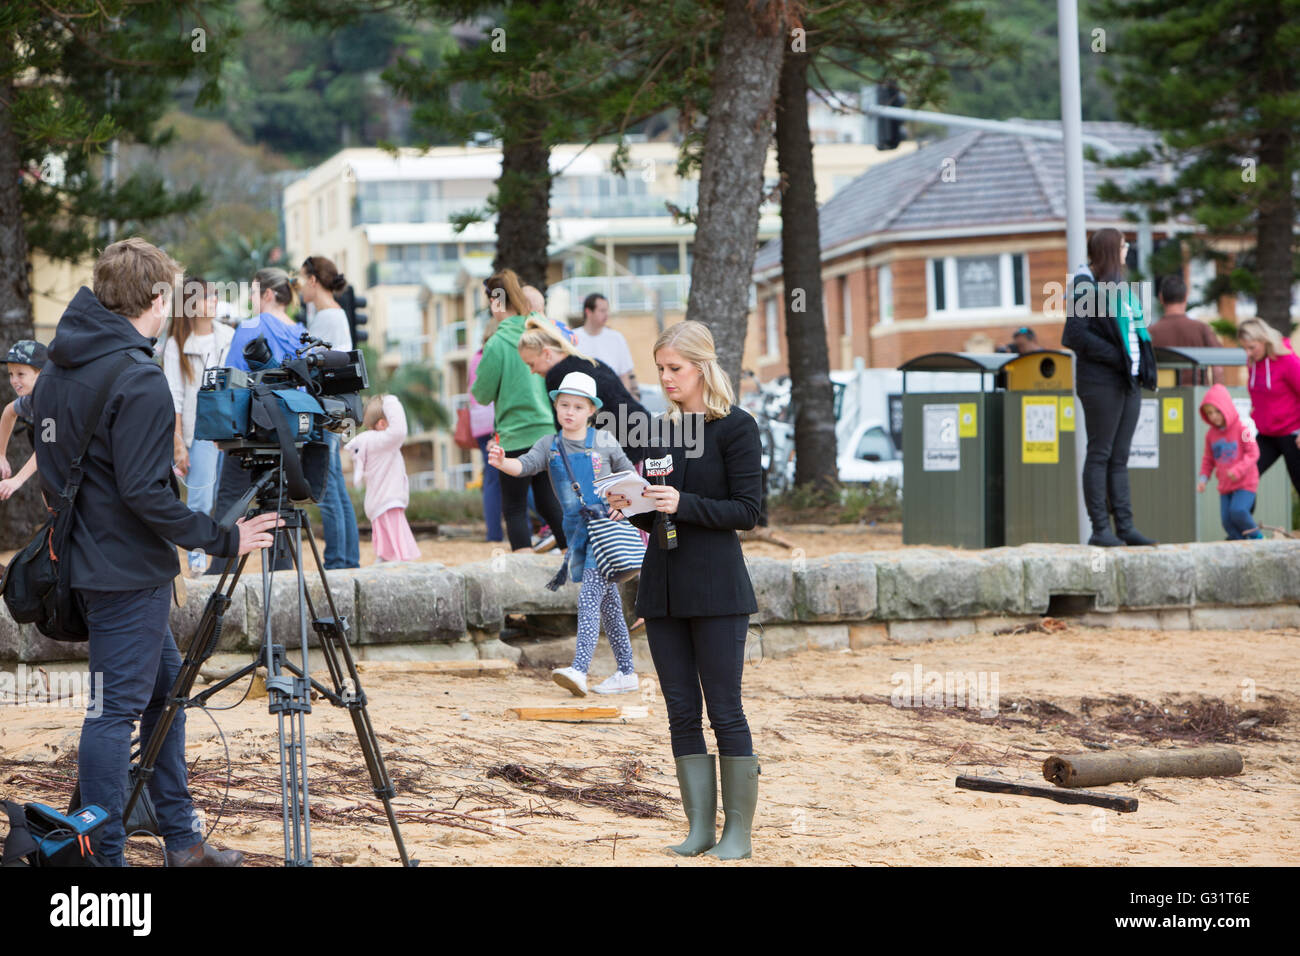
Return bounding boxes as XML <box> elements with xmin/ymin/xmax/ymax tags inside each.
<box><xmin>1</xmin><ymin>354</ymin><xmax>132</xmax><ymax>642</ymax></box>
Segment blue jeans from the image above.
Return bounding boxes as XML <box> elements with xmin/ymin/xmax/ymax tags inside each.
<box><xmin>1220</xmin><ymin>489</ymin><xmax>1261</xmax><ymax>540</ymax></box>
<box><xmin>184</xmin><ymin>439</ymin><xmax>221</xmax><ymax>517</ymax></box>
<box><xmin>477</xmin><ymin>434</ymin><xmax>503</xmax><ymax>542</ymax></box>
<box><xmin>319</xmin><ymin>431</ymin><xmax>360</xmax><ymax>568</ymax></box>
<box><xmin>76</xmin><ymin>585</ymin><xmax>204</xmax><ymax>866</ymax></box>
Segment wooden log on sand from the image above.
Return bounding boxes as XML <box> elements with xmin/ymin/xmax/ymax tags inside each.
<box><xmin>1043</xmin><ymin>747</ymin><xmax>1243</xmax><ymax>788</ymax></box>
<box><xmin>956</xmin><ymin>775</ymin><xmax>1138</xmax><ymax>813</ymax></box>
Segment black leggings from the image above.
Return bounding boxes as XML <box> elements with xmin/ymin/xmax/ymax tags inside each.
<box><xmin>1256</xmin><ymin>432</ymin><xmax>1300</xmax><ymax>496</ymax></box>
<box><xmin>646</xmin><ymin>614</ymin><xmax>753</xmax><ymax>757</ymax></box>
<box><xmin>500</xmin><ymin>447</ymin><xmax>568</xmax><ymax>551</ymax></box>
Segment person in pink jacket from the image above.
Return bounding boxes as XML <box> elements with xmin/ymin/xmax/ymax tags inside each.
<box><xmin>1197</xmin><ymin>384</ymin><xmax>1263</xmax><ymax>540</ymax></box>
<box><xmin>1237</xmin><ymin>318</ymin><xmax>1300</xmax><ymax>498</ymax></box>
<box><xmin>345</xmin><ymin>394</ymin><xmax>421</xmax><ymax>562</ymax></box>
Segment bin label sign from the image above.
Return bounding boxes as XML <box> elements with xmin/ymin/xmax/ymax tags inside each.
<box><xmin>922</xmin><ymin>404</ymin><xmax>960</xmax><ymax>472</ymax></box>
<box><xmin>1162</xmin><ymin>397</ymin><xmax>1184</xmax><ymax>434</ymax></box>
<box><xmin>1022</xmin><ymin>396</ymin><xmax>1059</xmax><ymax>464</ymax></box>
<box><xmin>958</xmin><ymin>403</ymin><xmax>978</xmax><ymax>438</ymax></box>
<box><xmin>1059</xmin><ymin>396</ymin><xmax>1076</xmax><ymax>432</ymax></box>
<box><xmin>1128</xmin><ymin>399</ymin><xmax>1160</xmax><ymax>468</ymax></box>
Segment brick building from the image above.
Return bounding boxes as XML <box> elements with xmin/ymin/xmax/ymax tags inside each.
<box><xmin>749</xmin><ymin>121</ymin><xmax>1219</xmax><ymax>379</ymax></box>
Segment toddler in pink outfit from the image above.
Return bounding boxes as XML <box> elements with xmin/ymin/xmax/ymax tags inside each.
<box><xmin>345</xmin><ymin>394</ymin><xmax>420</xmax><ymax>562</ymax></box>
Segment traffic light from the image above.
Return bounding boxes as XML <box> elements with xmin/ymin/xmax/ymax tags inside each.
<box><xmin>338</xmin><ymin>284</ymin><xmax>368</xmax><ymax>346</ymax></box>
<box><xmin>876</xmin><ymin>83</ymin><xmax>906</xmax><ymax>151</ymax></box>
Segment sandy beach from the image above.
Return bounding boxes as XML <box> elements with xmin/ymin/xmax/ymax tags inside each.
<box><xmin>2</xmin><ymin>618</ymin><xmax>1295</xmax><ymax>866</ymax></box>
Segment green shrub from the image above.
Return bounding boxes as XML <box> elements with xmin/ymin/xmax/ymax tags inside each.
<box><xmin>767</xmin><ymin>480</ymin><xmax>902</xmax><ymax>525</ymax></box>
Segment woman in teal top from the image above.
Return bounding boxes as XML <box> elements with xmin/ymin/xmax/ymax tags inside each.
<box><xmin>469</xmin><ymin>268</ymin><xmax>568</xmax><ymax>552</ymax></box>
<box><xmin>1062</xmin><ymin>227</ymin><xmax>1158</xmax><ymax>547</ymax></box>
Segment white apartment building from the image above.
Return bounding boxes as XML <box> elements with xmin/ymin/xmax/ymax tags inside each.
<box><xmin>283</xmin><ymin>136</ymin><xmax>913</xmax><ymax>492</ymax></box>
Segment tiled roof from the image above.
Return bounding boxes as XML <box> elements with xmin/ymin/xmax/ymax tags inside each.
<box><xmin>754</xmin><ymin>121</ymin><xmax>1166</xmax><ymax>274</ymax></box>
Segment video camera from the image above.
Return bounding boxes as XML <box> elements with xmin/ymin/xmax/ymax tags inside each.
<box><xmin>194</xmin><ymin>332</ymin><xmax>369</xmax><ymax>503</ymax></box>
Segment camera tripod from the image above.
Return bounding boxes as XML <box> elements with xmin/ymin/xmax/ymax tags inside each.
<box><xmin>124</xmin><ymin>467</ymin><xmax>414</xmax><ymax>867</ymax></box>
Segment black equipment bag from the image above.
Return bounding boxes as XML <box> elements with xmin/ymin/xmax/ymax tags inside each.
<box><xmin>1</xmin><ymin>354</ymin><xmax>134</xmax><ymax>641</ymax></box>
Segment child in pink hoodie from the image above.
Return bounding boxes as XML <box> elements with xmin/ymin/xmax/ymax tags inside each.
<box><xmin>1197</xmin><ymin>384</ymin><xmax>1263</xmax><ymax>540</ymax></box>
<box><xmin>345</xmin><ymin>394</ymin><xmax>421</xmax><ymax>562</ymax></box>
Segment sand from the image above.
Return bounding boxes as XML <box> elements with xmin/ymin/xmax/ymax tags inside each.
<box><xmin>2</xmin><ymin>621</ymin><xmax>1296</xmax><ymax>866</ymax></box>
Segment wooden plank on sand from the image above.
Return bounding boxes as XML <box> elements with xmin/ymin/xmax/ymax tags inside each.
<box><xmin>508</xmin><ymin>705</ymin><xmax>650</xmax><ymax>721</ymax></box>
<box><xmin>956</xmin><ymin>775</ymin><xmax>1138</xmax><ymax>812</ymax></box>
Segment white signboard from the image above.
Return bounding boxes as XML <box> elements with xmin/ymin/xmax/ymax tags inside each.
<box><xmin>1128</xmin><ymin>398</ymin><xmax>1160</xmax><ymax>469</ymax></box>
<box><xmin>922</xmin><ymin>403</ymin><xmax>960</xmax><ymax>472</ymax></box>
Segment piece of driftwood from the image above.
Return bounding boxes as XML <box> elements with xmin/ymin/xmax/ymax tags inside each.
<box><xmin>507</xmin><ymin>705</ymin><xmax>649</xmax><ymax>721</ymax></box>
<box><xmin>354</xmin><ymin>659</ymin><xmax>515</xmax><ymax>677</ymax></box>
<box><xmin>956</xmin><ymin>775</ymin><xmax>1138</xmax><ymax>812</ymax></box>
<box><xmin>1043</xmin><ymin>746</ymin><xmax>1243</xmax><ymax>788</ymax></box>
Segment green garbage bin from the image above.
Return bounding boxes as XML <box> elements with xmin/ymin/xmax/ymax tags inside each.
<box><xmin>1126</xmin><ymin>346</ymin><xmax>1292</xmax><ymax>542</ymax></box>
<box><xmin>899</xmin><ymin>353</ymin><xmax>1008</xmax><ymax>548</ymax></box>
<box><xmin>1001</xmin><ymin>350</ymin><xmax>1080</xmax><ymax>546</ymax></box>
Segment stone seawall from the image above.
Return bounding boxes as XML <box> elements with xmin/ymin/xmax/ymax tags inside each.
<box><xmin>3</xmin><ymin>541</ymin><xmax>1298</xmax><ymax>666</ymax></box>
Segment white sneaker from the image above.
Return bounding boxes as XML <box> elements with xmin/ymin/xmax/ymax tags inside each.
<box><xmin>593</xmin><ymin>671</ymin><xmax>639</xmax><ymax>695</ymax></box>
<box><xmin>552</xmin><ymin>666</ymin><xmax>588</xmax><ymax>697</ymax></box>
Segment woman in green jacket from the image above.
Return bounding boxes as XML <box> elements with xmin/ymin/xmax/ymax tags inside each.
<box><xmin>470</xmin><ymin>269</ymin><xmax>568</xmax><ymax>552</ymax></box>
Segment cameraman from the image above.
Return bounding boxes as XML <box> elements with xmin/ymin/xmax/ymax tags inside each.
<box><xmin>33</xmin><ymin>238</ymin><xmax>282</xmax><ymax>867</ymax></box>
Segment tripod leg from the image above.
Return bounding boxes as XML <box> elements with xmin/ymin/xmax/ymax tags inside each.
<box><xmin>125</xmin><ymin>555</ymin><xmax>249</xmax><ymax>826</ymax></box>
<box><xmin>296</xmin><ymin>513</ymin><xmax>414</xmax><ymax>867</ymax></box>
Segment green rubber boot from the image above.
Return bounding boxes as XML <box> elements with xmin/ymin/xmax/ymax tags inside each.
<box><xmin>667</xmin><ymin>753</ymin><xmax>717</xmax><ymax>856</ymax></box>
<box><xmin>704</xmin><ymin>755</ymin><xmax>759</xmax><ymax>861</ymax></box>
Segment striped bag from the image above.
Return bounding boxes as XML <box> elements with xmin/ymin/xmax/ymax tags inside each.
<box><xmin>584</xmin><ymin>515</ymin><xmax>646</xmax><ymax>584</ymax></box>
<box><xmin>554</xmin><ymin>435</ymin><xmax>645</xmax><ymax>584</ymax></box>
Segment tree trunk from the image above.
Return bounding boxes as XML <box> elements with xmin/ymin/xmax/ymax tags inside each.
<box><xmin>776</xmin><ymin>46</ymin><xmax>838</xmax><ymax>493</ymax></box>
<box><xmin>0</xmin><ymin>82</ymin><xmax>44</xmax><ymax>548</ymax></box>
<box><xmin>684</xmin><ymin>0</ymin><xmax>787</xmax><ymax>386</ymax></box>
<box><xmin>493</xmin><ymin>117</ymin><xmax>552</xmax><ymax>296</ymax></box>
<box><xmin>1254</xmin><ymin>125</ymin><xmax>1295</xmax><ymax>336</ymax></box>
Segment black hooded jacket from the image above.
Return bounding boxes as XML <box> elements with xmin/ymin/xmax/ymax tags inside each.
<box><xmin>32</xmin><ymin>287</ymin><xmax>240</xmax><ymax>590</ymax></box>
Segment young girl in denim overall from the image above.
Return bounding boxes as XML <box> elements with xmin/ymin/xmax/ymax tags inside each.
<box><xmin>489</xmin><ymin>371</ymin><xmax>638</xmax><ymax>696</ymax></box>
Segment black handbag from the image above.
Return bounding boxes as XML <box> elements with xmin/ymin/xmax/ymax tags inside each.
<box><xmin>1</xmin><ymin>354</ymin><xmax>133</xmax><ymax>642</ymax></box>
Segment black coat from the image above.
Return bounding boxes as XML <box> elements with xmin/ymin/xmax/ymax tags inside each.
<box><xmin>628</xmin><ymin>406</ymin><xmax>762</xmax><ymax>619</ymax></box>
<box><xmin>1063</xmin><ymin>273</ymin><xmax>1158</xmax><ymax>391</ymax></box>
<box><xmin>545</xmin><ymin>355</ymin><xmax>650</xmax><ymax>463</ymax></box>
<box><xmin>33</xmin><ymin>287</ymin><xmax>239</xmax><ymax>591</ymax></box>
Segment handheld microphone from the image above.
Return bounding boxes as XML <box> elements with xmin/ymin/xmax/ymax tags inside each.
<box><xmin>644</xmin><ymin>455</ymin><xmax>678</xmax><ymax>551</ymax></box>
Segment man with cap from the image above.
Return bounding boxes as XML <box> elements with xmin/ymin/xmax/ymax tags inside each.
<box><xmin>0</xmin><ymin>339</ymin><xmax>48</xmax><ymax>500</ymax></box>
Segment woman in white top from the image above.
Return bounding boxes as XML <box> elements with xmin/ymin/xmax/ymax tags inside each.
<box><xmin>164</xmin><ymin>275</ymin><xmax>234</xmax><ymax>517</ymax></box>
<box><xmin>297</xmin><ymin>255</ymin><xmax>361</xmax><ymax>569</ymax></box>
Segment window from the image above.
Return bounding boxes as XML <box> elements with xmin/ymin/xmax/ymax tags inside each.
<box><xmin>316</xmin><ymin>198</ymin><xmax>324</xmax><ymax>235</ymax></box>
<box><xmin>926</xmin><ymin>252</ymin><xmax>1029</xmax><ymax>318</ymax></box>
<box><xmin>841</xmin><ymin>277</ymin><xmax>852</xmax><ymax>336</ymax></box>
<box><xmin>765</xmin><ymin>298</ymin><xmax>780</xmax><ymax>358</ymax></box>
<box><xmin>878</xmin><ymin>265</ymin><xmax>893</xmax><ymax>325</ymax></box>
<box><xmin>856</xmin><ymin>426</ymin><xmax>896</xmax><ymax>462</ymax></box>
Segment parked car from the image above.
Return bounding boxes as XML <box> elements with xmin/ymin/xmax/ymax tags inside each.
<box><xmin>838</xmin><ymin>420</ymin><xmax>903</xmax><ymax>487</ymax></box>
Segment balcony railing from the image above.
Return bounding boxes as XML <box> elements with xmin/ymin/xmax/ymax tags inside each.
<box><xmin>434</xmin><ymin>321</ymin><xmax>468</xmax><ymax>363</ymax></box>
<box><xmin>550</xmin><ymin>274</ymin><xmax>757</xmax><ymax>314</ymax></box>
<box><xmin>368</xmin><ymin>260</ymin><xmax>440</xmax><ymax>287</ymax></box>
